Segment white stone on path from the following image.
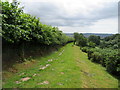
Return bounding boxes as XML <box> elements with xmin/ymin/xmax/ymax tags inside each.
<box><xmin>38</xmin><ymin>81</ymin><xmax>49</xmax><ymax>85</ymax></box>
<box><xmin>21</xmin><ymin>77</ymin><xmax>31</xmax><ymax>82</ymax></box>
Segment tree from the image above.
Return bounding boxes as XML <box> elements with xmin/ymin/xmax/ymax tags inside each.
<box><xmin>88</xmin><ymin>35</ymin><xmax>100</xmax><ymax>45</ymax></box>
<box><xmin>78</xmin><ymin>33</ymin><xmax>87</xmax><ymax>47</ymax></box>
<box><xmin>87</xmin><ymin>41</ymin><xmax>96</xmax><ymax>48</ymax></box>
<box><xmin>74</xmin><ymin>32</ymin><xmax>80</xmax><ymax>45</ymax></box>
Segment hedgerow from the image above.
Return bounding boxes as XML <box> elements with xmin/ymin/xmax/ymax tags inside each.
<box><xmin>2</xmin><ymin>1</ymin><xmax>73</xmax><ymax>45</ymax></box>
<box><xmin>79</xmin><ymin>34</ymin><xmax>120</xmax><ymax>76</ymax></box>
<box><xmin>81</xmin><ymin>47</ymin><xmax>120</xmax><ymax>75</ymax></box>
<box><xmin>1</xmin><ymin>1</ymin><xmax>74</xmax><ymax>62</ymax></box>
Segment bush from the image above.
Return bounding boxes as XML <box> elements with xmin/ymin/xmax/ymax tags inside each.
<box><xmin>88</xmin><ymin>35</ymin><xmax>100</xmax><ymax>45</ymax></box>
<box><xmin>81</xmin><ymin>47</ymin><xmax>89</xmax><ymax>53</ymax></box>
<box><xmin>87</xmin><ymin>41</ymin><xmax>96</xmax><ymax>48</ymax></box>
<box><xmin>74</xmin><ymin>33</ymin><xmax>87</xmax><ymax>47</ymax></box>
<box><xmin>79</xmin><ymin>34</ymin><xmax>120</xmax><ymax>76</ymax></box>
<box><xmin>87</xmin><ymin>48</ymin><xmax>94</xmax><ymax>60</ymax></box>
<box><xmin>82</xmin><ymin>47</ymin><xmax>120</xmax><ymax>75</ymax></box>
<box><xmin>90</xmin><ymin>52</ymin><xmax>102</xmax><ymax>63</ymax></box>
<box><xmin>105</xmin><ymin>53</ymin><xmax>120</xmax><ymax>74</ymax></box>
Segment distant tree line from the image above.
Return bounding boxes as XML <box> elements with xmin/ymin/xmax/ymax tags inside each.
<box><xmin>74</xmin><ymin>32</ymin><xmax>100</xmax><ymax>47</ymax></box>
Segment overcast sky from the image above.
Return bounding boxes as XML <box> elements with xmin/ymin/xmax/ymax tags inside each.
<box><xmin>9</xmin><ymin>0</ymin><xmax>119</xmax><ymax>33</ymax></box>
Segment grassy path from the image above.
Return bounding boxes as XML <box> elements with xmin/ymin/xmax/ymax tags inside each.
<box><xmin>3</xmin><ymin>43</ymin><xmax>118</xmax><ymax>88</ymax></box>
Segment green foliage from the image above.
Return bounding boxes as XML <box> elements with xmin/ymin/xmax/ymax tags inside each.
<box><xmin>87</xmin><ymin>41</ymin><xmax>96</xmax><ymax>48</ymax></box>
<box><xmin>104</xmin><ymin>34</ymin><xmax>118</xmax><ymax>41</ymax></box>
<box><xmin>81</xmin><ymin>47</ymin><xmax>89</xmax><ymax>53</ymax></box>
<box><xmin>78</xmin><ymin>34</ymin><xmax>87</xmax><ymax>47</ymax></box>
<box><xmin>88</xmin><ymin>35</ymin><xmax>100</xmax><ymax>45</ymax></box>
<box><xmin>100</xmin><ymin>41</ymin><xmax>106</xmax><ymax>48</ymax></box>
<box><xmin>102</xmin><ymin>34</ymin><xmax>120</xmax><ymax>49</ymax></box>
<box><xmin>80</xmin><ymin>34</ymin><xmax>120</xmax><ymax>75</ymax></box>
<box><xmin>90</xmin><ymin>52</ymin><xmax>103</xmax><ymax>63</ymax></box>
<box><xmin>74</xmin><ymin>33</ymin><xmax>87</xmax><ymax>47</ymax></box>
<box><xmin>74</xmin><ymin>32</ymin><xmax>79</xmax><ymax>41</ymax></box>
<box><xmin>2</xmin><ymin>1</ymin><xmax>73</xmax><ymax>45</ymax></box>
<box><xmin>74</xmin><ymin>32</ymin><xmax>80</xmax><ymax>45</ymax></box>
<box><xmin>2</xmin><ymin>1</ymin><xmax>74</xmax><ymax>62</ymax></box>
<box><xmin>81</xmin><ymin>47</ymin><xmax>120</xmax><ymax>75</ymax></box>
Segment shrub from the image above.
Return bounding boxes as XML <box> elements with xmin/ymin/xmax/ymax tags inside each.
<box><xmin>90</xmin><ymin>52</ymin><xmax>102</xmax><ymax>63</ymax></box>
<box><xmin>83</xmin><ymin>46</ymin><xmax>120</xmax><ymax>75</ymax></box>
<box><xmin>81</xmin><ymin>47</ymin><xmax>89</xmax><ymax>53</ymax></box>
<box><xmin>74</xmin><ymin>33</ymin><xmax>87</xmax><ymax>47</ymax></box>
<box><xmin>87</xmin><ymin>41</ymin><xmax>96</xmax><ymax>48</ymax></box>
<box><xmin>88</xmin><ymin>35</ymin><xmax>100</xmax><ymax>45</ymax></box>
<box><xmin>87</xmin><ymin>48</ymin><xmax>94</xmax><ymax>60</ymax></box>
<box><xmin>79</xmin><ymin>34</ymin><xmax>120</xmax><ymax>76</ymax></box>
<box><xmin>105</xmin><ymin>52</ymin><xmax>120</xmax><ymax>74</ymax></box>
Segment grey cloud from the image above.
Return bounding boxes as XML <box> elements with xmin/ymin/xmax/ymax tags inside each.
<box><xmin>21</xmin><ymin>1</ymin><xmax>118</xmax><ymax>27</ymax></box>
<box><xmin>91</xmin><ymin>2</ymin><xmax>117</xmax><ymax>20</ymax></box>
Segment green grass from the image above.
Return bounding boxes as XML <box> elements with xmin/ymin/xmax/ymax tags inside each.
<box><xmin>3</xmin><ymin>43</ymin><xmax>118</xmax><ymax>88</ymax></box>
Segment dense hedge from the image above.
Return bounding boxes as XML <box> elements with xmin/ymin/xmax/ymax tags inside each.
<box><xmin>1</xmin><ymin>1</ymin><xmax>73</xmax><ymax>45</ymax></box>
<box><xmin>81</xmin><ymin>47</ymin><xmax>120</xmax><ymax>75</ymax></box>
<box><xmin>1</xmin><ymin>1</ymin><xmax>74</xmax><ymax>63</ymax></box>
<box><xmin>79</xmin><ymin>34</ymin><xmax>120</xmax><ymax>76</ymax></box>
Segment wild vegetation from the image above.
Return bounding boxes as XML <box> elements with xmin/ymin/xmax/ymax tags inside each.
<box><xmin>1</xmin><ymin>1</ymin><xmax>73</xmax><ymax>64</ymax></box>
<box><xmin>74</xmin><ymin>32</ymin><xmax>120</xmax><ymax>76</ymax></box>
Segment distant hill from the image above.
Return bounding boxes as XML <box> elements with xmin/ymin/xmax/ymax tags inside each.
<box><xmin>65</xmin><ymin>33</ymin><xmax>113</xmax><ymax>38</ymax></box>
